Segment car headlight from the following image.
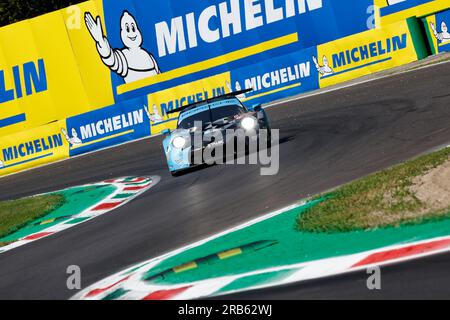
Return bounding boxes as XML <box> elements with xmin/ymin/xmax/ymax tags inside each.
<box><xmin>172</xmin><ymin>136</ymin><xmax>187</xmax><ymax>149</ymax></box>
<box><xmin>241</xmin><ymin>116</ymin><xmax>257</xmax><ymax>130</ymax></box>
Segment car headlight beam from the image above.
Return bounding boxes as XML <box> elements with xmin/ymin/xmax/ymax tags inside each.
<box><xmin>241</xmin><ymin>116</ymin><xmax>257</xmax><ymax>130</ymax></box>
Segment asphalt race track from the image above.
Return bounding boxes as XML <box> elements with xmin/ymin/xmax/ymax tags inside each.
<box><xmin>0</xmin><ymin>62</ymin><xmax>450</xmax><ymax>300</ymax></box>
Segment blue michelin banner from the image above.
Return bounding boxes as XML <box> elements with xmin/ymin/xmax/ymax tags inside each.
<box><xmin>89</xmin><ymin>0</ymin><xmax>374</xmax><ymax>100</ymax></box>
<box><xmin>65</xmin><ymin>97</ymin><xmax>150</xmax><ymax>156</ymax></box>
<box><xmin>230</xmin><ymin>46</ymin><xmax>319</xmax><ymax>106</ymax></box>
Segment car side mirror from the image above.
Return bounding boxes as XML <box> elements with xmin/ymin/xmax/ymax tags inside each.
<box><xmin>252</xmin><ymin>104</ymin><xmax>263</xmax><ymax>112</ymax></box>
<box><xmin>162</xmin><ymin>129</ymin><xmax>171</xmax><ymax>135</ymax></box>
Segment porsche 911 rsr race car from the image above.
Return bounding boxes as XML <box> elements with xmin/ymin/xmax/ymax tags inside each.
<box><xmin>162</xmin><ymin>89</ymin><xmax>271</xmax><ymax>176</ymax></box>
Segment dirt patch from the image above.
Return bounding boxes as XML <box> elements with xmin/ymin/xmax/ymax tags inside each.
<box><xmin>376</xmin><ymin>157</ymin><xmax>450</xmax><ymax>226</ymax></box>
<box><xmin>411</xmin><ymin>158</ymin><xmax>450</xmax><ymax>211</ymax></box>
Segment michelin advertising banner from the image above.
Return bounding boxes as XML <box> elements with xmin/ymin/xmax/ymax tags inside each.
<box><xmin>148</xmin><ymin>17</ymin><xmax>427</xmax><ymax>134</ymax></box>
<box><xmin>148</xmin><ymin>47</ymin><xmax>319</xmax><ymax>134</ymax></box>
<box><xmin>94</xmin><ymin>0</ymin><xmax>375</xmax><ymax>101</ymax></box>
<box><xmin>376</xmin><ymin>0</ymin><xmax>450</xmax><ymax>26</ymax></box>
<box><xmin>0</xmin><ymin>119</ymin><xmax>69</xmax><ymax>176</ymax></box>
<box><xmin>65</xmin><ymin>96</ymin><xmax>150</xmax><ymax>156</ymax></box>
<box><xmin>423</xmin><ymin>8</ymin><xmax>450</xmax><ymax>53</ymax></box>
<box><xmin>0</xmin><ymin>11</ymin><xmax>92</xmax><ymax>138</ymax></box>
<box><xmin>316</xmin><ymin>18</ymin><xmax>427</xmax><ymax>87</ymax></box>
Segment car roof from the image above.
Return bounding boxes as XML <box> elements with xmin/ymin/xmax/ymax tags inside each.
<box><xmin>166</xmin><ymin>88</ymin><xmax>252</xmax><ymax>116</ymax></box>
<box><xmin>178</xmin><ymin>97</ymin><xmax>242</xmax><ymax>123</ymax></box>
<box><xmin>180</xmin><ymin>97</ymin><xmax>240</xmax><ymax>114</ymax></box>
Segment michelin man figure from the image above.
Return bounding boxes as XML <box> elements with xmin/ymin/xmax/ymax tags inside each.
<box><xmin>62</xmin><ymin>128</ymin><xmax>82</xmax><ymax>146</ymax></box>
<box><xmin>312</xmin><ymin>55</ymin><xmax>334</xmax><ymax>76</ymax></box>
<box><xmin>145</xmin><ymin>104</ymin><xmax>164</xmax><ymax>124</ymax></box>
<box><xmin>226</xmin><ymin>80</ymin><xmax>233</xmax><ymax>93</ymax></box>
<box><xmin>85</xmin><ymin>11</ymin><xmax>161</xmax><ymax>84</ymax></box>
<box><xmin>0</xmin><ymin>160</ymin><xmax>4</xmax><ymax>168</ymax></box>
<box><xmin>430</xmin><ymin>21</ymin><xmax>450</xmax><ymax>43</ymax></box>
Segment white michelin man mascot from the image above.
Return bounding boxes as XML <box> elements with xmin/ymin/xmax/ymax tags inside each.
<box><xmin>145</xmin><ymin>104</ymin><xmax>164</xmax><ymax>124</ymax></box>
<box><xmin>61</xmin><ymin>128</ymin><xmax>82</xmax><ymax>146</ymax></box>
<box><xmin>430</xmin><ymin>21</ymin><xmax>450</xmax><ymax>43</ymax></box>
<box><xmin>226</xmin><ymin>80</ymin><xmax>233</xmax><ymax>93</ymax></box>
<box><xmin>85</xmin><ymin>11</ymin><xmax>161</xmax><ymax>84</ymax></box>
<box><xmin>312</xmin><ymin>55</ymin><xmax>334</xmax><ymax>76</ymax></box>
<box><xmin>0</xmin><ymin>160</ymin><xmax>3</xmax><ymax>168</ymax></box>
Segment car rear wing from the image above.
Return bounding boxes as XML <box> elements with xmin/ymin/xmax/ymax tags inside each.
<box><xmin>166</xmin><ymin>88</ymin><xmax>253</xmax><ymax>115</ymax></box>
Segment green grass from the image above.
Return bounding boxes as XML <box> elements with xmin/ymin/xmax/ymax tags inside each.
<box><xmin>0</xmin><ymin>194</ymin><xmax>65</xmax><ymax>242</ymax></box>
<box><xmin>297</xmin><ymin>147</ymin><xmax>450</xmax><ymax>233</ymax></box>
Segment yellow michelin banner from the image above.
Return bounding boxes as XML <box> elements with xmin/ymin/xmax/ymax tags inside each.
<box><xmin>317</xmin><ymin>19</ymin><xmax>422</xmax><ymax>88</ymax></box>
<box><xmin>422</xmin><ymin>9</ymin><xmax>450</xmax><ymax>54</ymax></box>
<box><xmin>0</xmin><ymin>0</ymin><xmax>114</xmax><ymax>138</ymax></box>
<box><xmin>61</xmin><ymin>1</ymin><xmax>114</xmax><ymax>109</ymax></box>
<box><xmin>375</xmin><ymin>0</ymin><xmax>450</xmax><ymax>26</ymax></box>
<box><xmin>0</xmin><ymin>119</ymin><xmax>69</xmax><ymax>176</ymax></box>
<box><xmin>424</xmin><ymin>14</ymin><xmax>440</xmax><ymax>53</ymax></box>
<box><xmin>0</xmin><ymin>10</ymin><xmax>89</xmax><ymax>137</ymax></box>
<box><xmin>148</xmin><ymin>72</ymin><xmax>231</xmax><ymax>134</ymax></box>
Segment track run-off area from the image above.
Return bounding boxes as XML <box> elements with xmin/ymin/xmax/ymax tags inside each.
<box><xmin>0</xmin><ymin>60</ymin><xmax>450</xmax><ymax>299</ymax></box>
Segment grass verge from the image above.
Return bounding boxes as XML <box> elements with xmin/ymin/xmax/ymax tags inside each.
<box><xmin>297</xmin><ymin>147</ymin><xmax>450</xmax><ymax>233</ymax></box>
<box><xmin>0</xmin><ymin>194</ymin><xmax>65</xmax><ymax>245</ymax></box>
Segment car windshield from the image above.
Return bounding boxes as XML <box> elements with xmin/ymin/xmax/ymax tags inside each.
<box><xmin>211</xmin><ymin>105</ymin><xmax>246</xmax><ymax>121</ymax></box>
<box><xmin>178</xmin><ymin>104</ymin><xmax>246</xmax><ymax>129</ymax></box>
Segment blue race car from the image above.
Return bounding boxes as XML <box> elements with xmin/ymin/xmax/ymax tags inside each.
<box><xmin>162</xmin><ymin>89</ymin><xmax>271</xmax><ymax>176</ymax></box>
